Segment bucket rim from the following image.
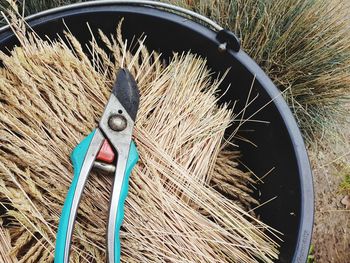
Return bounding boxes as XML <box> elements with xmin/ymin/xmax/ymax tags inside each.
<box><xmin>0</xmin><ymin>0</ymin><xmax>224</xmax><ymax>33</ymax></box>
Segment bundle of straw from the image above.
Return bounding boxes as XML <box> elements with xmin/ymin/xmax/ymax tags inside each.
<box><xmin>0</xmin><ymin>16</ymin><xmax>279</xmax><ymax>262</ymax></box>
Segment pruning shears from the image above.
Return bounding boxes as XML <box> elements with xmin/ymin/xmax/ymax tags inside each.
<box><xmin>54</xmin><ymin>69</ymin><xmax>140</xmax><ymax>263</ymax></box>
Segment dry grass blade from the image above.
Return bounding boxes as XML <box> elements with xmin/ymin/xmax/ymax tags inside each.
<box><xmin>0</xmin><ymin>219</ymin><xmax>18</xmax><ymax>263</ymax></box>
<box><xmin>0</xmin><ymin>14</ymin><xmax>279</xmax><ymax>263</ymax></box>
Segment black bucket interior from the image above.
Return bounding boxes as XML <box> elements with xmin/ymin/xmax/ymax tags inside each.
<box><xmin>0</xmin><ymin>3</ymin><xmax>313</xmax><ymax>263</ymax></box>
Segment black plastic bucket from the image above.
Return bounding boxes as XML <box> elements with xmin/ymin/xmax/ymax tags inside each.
<box><xmin>0</xmin><ymin>1</ymin><xmax>314</xmax><ymax>262</ymax></box>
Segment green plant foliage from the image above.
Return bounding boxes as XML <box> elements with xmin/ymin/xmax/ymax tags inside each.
<box><xmin>307</xmin><ymin>244</ymin><xmax>315</xmax><ymax>263</ymax></box>
<box><xmin>339</xmin><ymin>165</ymin><xmax>350</xmax><ymax>194</ymax></box>
<box><xmin>169</xmin><ymin>0</ymin><xmax>350</xmax><ymax>143</ymax></box>
<box><xmin>0</xmin><ymin>0</ymin><xmax>83</xmax><ymax>15</ymax></box>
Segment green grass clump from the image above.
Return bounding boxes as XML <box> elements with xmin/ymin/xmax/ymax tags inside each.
<box><xmin>0</xmin><ymin>0</ymin><xmax>86</xmax><ymax>25</ymax></box>
<box><xmin>0</xmin><ymin>0</ymin><xmax>84</xmax><ymax>15</ymax></box>
<box><xmin>339</xmin><ymin>165</ymin><xmax>350</xmax><ymax>194</ymax></box>
<box><xmin>170</xmin><ymin>0</ymin><xmax>350</xmax><ymax>143</ymax></box>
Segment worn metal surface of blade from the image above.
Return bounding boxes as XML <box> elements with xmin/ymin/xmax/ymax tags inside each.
<box><xmin>111</xmin><ymin>68</ymin><xmax>140</xmax><ymax>121</ymax></box>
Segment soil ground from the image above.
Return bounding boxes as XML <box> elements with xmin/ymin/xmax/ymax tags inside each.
<box><xmin>311</xmin><ymin>132</ymin><xmax>350</xmax><ymax>262</ymax></box>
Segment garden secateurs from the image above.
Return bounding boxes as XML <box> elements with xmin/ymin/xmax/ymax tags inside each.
<box><xmin>54</xmin><ymin>68</ymin><xmax>140</xmax><ymax>263</ymax></box>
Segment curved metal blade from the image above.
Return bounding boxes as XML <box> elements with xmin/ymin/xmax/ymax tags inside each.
<box><xmin>111</xmin><ymin>68</ymin><xmax>140</xmax><ymax>121</ymax></box>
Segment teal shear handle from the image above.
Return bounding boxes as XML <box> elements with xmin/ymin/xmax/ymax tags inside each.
<box><xmin>55</xmin><ymin>130</ymin><xmax>99</xmax><ymax>263</ymax></box>
<box><xmin>54</xmin><ymin>130</ymin><xmax>138</xmax><ymax>263</ymax></box>
<box><xmin>112</xmin><ymin>141</ymin><xmax>138</xmax><ymax>262</ymax></box>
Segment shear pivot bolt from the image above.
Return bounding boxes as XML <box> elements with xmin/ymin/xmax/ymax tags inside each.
<box><xmin>108</xmin><ymin>114</ymin><xmax>127</xmax><ymax>131</ymax></box>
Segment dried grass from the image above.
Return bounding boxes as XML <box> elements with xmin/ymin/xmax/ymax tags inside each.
<box><xmin>0</xmin><ymin>15</ymin><xmax>279</xmax><ymax>263</ymax></box>
<box><xmin>0</xmin><ymin>222</ymin><xmax>17</xmax><ymax>263</ymax></box>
